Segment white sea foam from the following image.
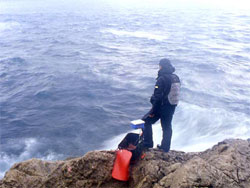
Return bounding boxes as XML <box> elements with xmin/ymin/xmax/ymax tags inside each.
<box><xmin>102</xmin><ymin>101</ymin><xmax>250</xmax><ymax>152</ymax></box>
<box><xmin>102</xmin><ymin>29</ymin><xmax>168</xmax><ymax>41</ymax></box>
<box><xmin>0</xmin><ymin>22</ymin><xmax>20</xmax><ymax>32</ymax></box>
<box><xmin>0</xmin><ymin>138</ymin><xmax>63</xmax><ymax>179</ymax></box>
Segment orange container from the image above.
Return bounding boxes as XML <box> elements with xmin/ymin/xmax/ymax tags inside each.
<box><xmin>112</xmin><ymin>149</ymin><xmax>132</xmax><ymax>181</ymax></box>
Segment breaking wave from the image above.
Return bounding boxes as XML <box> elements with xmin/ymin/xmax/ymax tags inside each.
<box><xmin>103</xmin><ymin>101</ymin><xmax>250</xmax><ymax>152</ymax></box>
<box><xmin>0</xmin><ymin>138</ymin><xmax>64</xmax><ymax>179</ymax></box>
<box><xmin>102</xmin><ymin>29</ymin><xmax>168</xmax><ymax>41</ymax></box>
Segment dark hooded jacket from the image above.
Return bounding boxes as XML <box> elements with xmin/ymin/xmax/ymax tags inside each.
<box><xmin>150</xmin><ymin>67</ymin><xmax>176</xmax><ymax>115</ymax></box>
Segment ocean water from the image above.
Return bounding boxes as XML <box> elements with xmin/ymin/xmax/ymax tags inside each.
<box><xmin>1</xmin><ymin>0</ymin><xmax>250</xmax><ymax>178</ymax></box>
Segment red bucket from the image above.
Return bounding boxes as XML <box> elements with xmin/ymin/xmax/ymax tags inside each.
<box><xmin>112</xmin><ymin>149</ymin><xmax>132</xmax><ymax>181</ymax></box>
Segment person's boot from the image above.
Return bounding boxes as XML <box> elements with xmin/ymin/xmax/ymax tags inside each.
<box><xmin>143</xmin><ymin>143</ymin><xmax>153</xmax><ymax>151</ymax></box>
<box><xmin>157</xmin><ymin>144</ymin><xmax>169</xmax><ymax>152</ymax></box>
<box><xmin>157</xmin><ymin>144</ymin><xmax>163</xmax><ymax>150</ymax></box>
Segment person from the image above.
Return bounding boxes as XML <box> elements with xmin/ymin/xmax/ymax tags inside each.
<box><xmin>142</xmin><ymin>58</ymin><xmax>180</xmax><ymax>152</ymax></box>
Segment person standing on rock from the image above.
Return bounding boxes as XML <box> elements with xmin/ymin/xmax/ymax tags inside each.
<box><xmin>142</xmin><ymin>58</ymin><xmax>180</xmax><ymax>152</ymax></box>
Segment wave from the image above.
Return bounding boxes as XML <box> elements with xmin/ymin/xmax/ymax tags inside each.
<box><xmin>102</xmin><ymin>101</ymin><xmax>250</xmax><ymax>152</ymax></box>
<box><xmin>0</xmin><ymin>22</ymin><xmax>20</xmax><ymax>32</ymax></box>
<box><xmin>0</xmin><ymin>138</ymin><xmax>64</xmax><ymax>179</ymax></box>
<box><xmin>102</xmin><ymin>29</ymin><xmax>168</xmax><ymax>41</ymax></box>
<box><xmin>0</xmin><ymin>57</ymin><xmax>28</xmax><ymax>79</ymax></box>
<box><xmin>0</xmin><ymin>57</ymin><xmax>27</xmax><ymax>65</ymax></box>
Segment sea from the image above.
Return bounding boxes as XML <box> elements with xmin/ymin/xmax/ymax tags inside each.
<box><xmin>0</xmin><ymin>0</ymin><xmax>250</xmax><ymax>178</ymax></box>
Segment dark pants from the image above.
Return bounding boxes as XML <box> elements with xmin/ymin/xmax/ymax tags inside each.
<box><xmin>142</xmin><ymin>105</ymin><xmax>175</xmax><ymax>152</ymax></box>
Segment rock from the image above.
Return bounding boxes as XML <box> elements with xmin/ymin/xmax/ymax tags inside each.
<box><xmin>1</xmin><ymin>139</ymin><xmax>250</xmax><ymax>188</ymax></box>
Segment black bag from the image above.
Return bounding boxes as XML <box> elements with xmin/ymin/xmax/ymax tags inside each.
<box><xmin>118</xmin><ymin>133</ymin><xmax>144</xmax><ymax>163</ymax></box>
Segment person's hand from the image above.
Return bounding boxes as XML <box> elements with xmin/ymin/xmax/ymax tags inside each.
<box><xmin>149</xmin><ymin>114</ymin><xmax>155</xmax><ymax>118</ymax></box>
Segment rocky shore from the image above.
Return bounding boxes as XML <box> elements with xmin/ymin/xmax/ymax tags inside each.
<box><xmin>1</xmin><ymin>139</ymin><xmax>250</xmax><ymax>188</ymax></box>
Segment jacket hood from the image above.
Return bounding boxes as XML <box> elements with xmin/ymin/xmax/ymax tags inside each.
<box><xmin>157</xmin><ymin>67</ymin><xmax>175</xmax><ymax>79</ymax></box>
